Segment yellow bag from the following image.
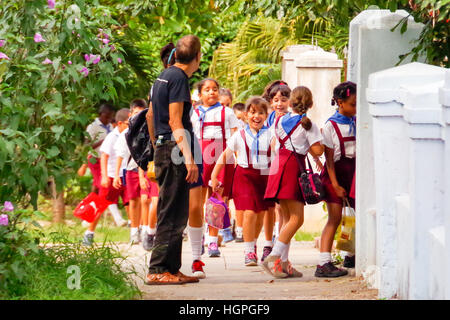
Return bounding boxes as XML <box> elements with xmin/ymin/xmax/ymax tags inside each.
<box><xmin>336</xmin><ymin>198</ymin><xmax>355</xmax><ymax>253</ymax></box>
<box><xmin>146</xmin><ymin>161</ymin><xmax>157</xmax><ymax>182</ymax></box>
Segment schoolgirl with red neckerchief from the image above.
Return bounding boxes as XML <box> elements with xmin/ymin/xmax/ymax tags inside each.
<box><xmin>211</xmin><ymin>97</ymin><xmax>274</xmax><ymax>266</ymax></box>
<box><xmin>316</xmin><ymin>81</ymin><xmax>357</xmax><ymax>278</ymax></box>
<box><xmin>190</xmin><ymin>78</ymin><xmax>239</xmax><ymax>258</ymax></box>
<box><xmin>263</xmin><ymin>86</ymin><xmax>324</xmax><ymax>279</ymax></box>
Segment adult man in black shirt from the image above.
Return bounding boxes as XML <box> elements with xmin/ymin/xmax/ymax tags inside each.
<box><xmin>145</xmin><ymin>35</ymin><xmax>202</xmax><ymax>285</ymax></box>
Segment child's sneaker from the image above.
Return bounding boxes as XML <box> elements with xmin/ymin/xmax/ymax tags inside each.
<box><xmin>222</xmin><ymin>227</ymin><xmax>234</xmax><ymax>243</ymax></box>
<box><xmin>82</xmin><ymin>233</ymin><xmax>94</xmax><ymax>247</ymax></box>
<box><xmin>262</xmin><ymin>255</ymin><xmax>288</xmax><ymax>278</ymax></box>
<box><xmin>315</xmin><ymin>262</ymin><xmax>348</xmax><ymax>278</ymax></box>
<box><xmin>192</xmin><ymin>260</ymin><xmax>206</xmax><ymax>279</ymax></box>
<box><xmin>245</xmin><ymin>252</ymin><xmax>258</xmax><ymax>266</ymax></box>
<box><xmin>142</xmin><ymin>232</ymin><xmax>155</xmax><ymax>251</ymax></box>
<box><xmin>343</xmin><ymin>255</ymin><xmax>355</xmax><ymax>268</ymax></box>
<box><xmin>282</xmin><ymin>261</ymin><xmax>303</xmax><ymax>278</ymax></box>
<box><xmin>208</xmin><ymin>242</ymin><xmax>221</xmax><ymax>257</ymax></box>
<box><xmin>261</xmin><ymin>246</ymin><xmax>272</xmax><ymax>262</ymax></box>
<box><xmin>130</xmin><ymin>231</ymin><xmax>140</xmax><ymax>245</ymax></box>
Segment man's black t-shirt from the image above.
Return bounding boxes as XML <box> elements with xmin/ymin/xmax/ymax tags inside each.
<box><xmin>151</xmin><ymin>66</ymin><xmax>193</xmax><ymax>137</ymax></box>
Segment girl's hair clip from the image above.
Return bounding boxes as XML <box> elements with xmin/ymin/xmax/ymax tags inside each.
<box><xmin>346</xmin><ymin>88</ymin><xmax>350</xmax><ymax>97</ymax></box>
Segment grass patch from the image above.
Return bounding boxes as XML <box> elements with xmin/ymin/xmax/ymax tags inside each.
<box><xmin>294</xmin><ymin>230</ymin><xmax>321</xmax><ymax>241</ymax></box>
<box><xmin>42</xmin><ymin>221</ymin><xmax>131</xmax><ymax>244</ymax></box>
<box><xmin>2</xmin><ymin>233</ymin><xmax>141</xmax><ymax>300</ymax></box>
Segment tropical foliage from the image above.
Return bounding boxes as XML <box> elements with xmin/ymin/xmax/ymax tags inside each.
<box><xmin>209</xmin><ymin>0</ymin><xmax>449</xmax><ymax>101</ymax></box>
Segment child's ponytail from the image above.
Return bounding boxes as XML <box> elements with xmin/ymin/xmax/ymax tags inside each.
<box><xmin>290</xmin><ymin>86</ymin><xmax>313</xmax><ymax>131</ymax></box>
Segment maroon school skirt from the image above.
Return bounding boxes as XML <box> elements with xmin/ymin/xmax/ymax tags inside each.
<box><xmin>264</xmin><ymin>148</ymin><xmax>306</xmax><ymax>203</ymax></box>
<box><xmin>201</xmin><ymin>139</ymin><xmax>226</xmax><ymax>188</ymax></box>
<box><xmin>321</xmin><ymin>157</ymin><xmax>355</xmax><ymax>208</ymax></box>
<box><xmin>232</xmin><ymin>166</ymin><xmax>275</xmax><ymax>212</ymax></box>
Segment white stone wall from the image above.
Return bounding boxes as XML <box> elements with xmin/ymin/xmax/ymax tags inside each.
<box><xmin>367</xmin><ymin>62</ymin><xmax>449</xmax><ymax>299</ymax></box>
<box><xmin>347</xmin><ymin>9</ymin><xmax>424</xmax><ymax>284</ymax></box>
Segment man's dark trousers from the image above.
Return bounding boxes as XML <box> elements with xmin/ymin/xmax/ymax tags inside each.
<box><xmin>149</xmin><ymin>141</ymin><xmax>189</xmax><ymax>275</ymax></box>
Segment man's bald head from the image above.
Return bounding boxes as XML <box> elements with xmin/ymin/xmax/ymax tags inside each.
<box><xmin>175</xmin><ymin>35</ymin><xmax>201</xmax><ymax>64</ymax></box>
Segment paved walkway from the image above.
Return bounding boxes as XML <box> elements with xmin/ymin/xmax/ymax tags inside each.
<box><xmin>117</xmin><ymin>237</ymin><xmax>378</xmax><ymax>300</ymax></box>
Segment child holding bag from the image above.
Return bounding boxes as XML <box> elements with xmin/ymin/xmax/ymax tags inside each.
<box><xmin>211</xmin><ymin>97</ymin><xmax>274</xmax><ymax>266</ymax></box>
<box><xmin>263</xmin><ymin>86</ymin><xmax>323</xmax><ymax>278</ymax></box>
<box><xmin>316</xmin><ymin>81</ymin><xmax>357</xmax><ymax>277</ymax></box>
<box><xmin>190</xmin><ymin>78</ymin><xmax>239</xmax><ymax>257</ymax></box>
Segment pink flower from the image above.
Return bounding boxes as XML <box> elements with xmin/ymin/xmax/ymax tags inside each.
<box><xmin>0</xmin><ymin>52</ymin><xmax>9</xmax><ymax>60</ymax></box>
<box><xmin>102</xmin><ymin>39</ymin><xmax>110</xmax><ymax>45</ymax></box>
<box><xmin>117</xmin><ymin>58</ymin><xmax>122</xmax><ymax>64</ymax></box>
<box><xmin>80</xmin><ymin>67</ymin><xmax>89</xmax><ymax>77</ymax></box>
<box><xmin>0</xmin><ymin>214</ymin><xmax>8</xmax><ymax>226</ymax></box>
<box><xmin>109</xmin><ymin>45</ymin><xmax>116</xmax><ymax>51</ymax></box>
<box><xmin>42</xmin><ymin>58</ymin><xmax>53</xmax><ymax>64</ymax></box>
<box><xmin>0</xmin><ymin>40</ymin><xmax>5</xmax><ymax>47</ymax></box>
<box><xmin>48</xmin><ymin>0</ymin><xmax>55</xmax><ymax>9</ymax></box>
<box><xmin>92</xmin><ymin>55</ymin><xmax>100</xmax><ymax>64</ymax></box>
<box><xmin>3</xmin><ymin>201</ymin><xmax>13</xmax><ymax>212</ymax></box>
<box><xmin>68</xmin><ymin>60</ymin><xmax>72</xmax><ymax>65</ymax></box>
<box><xmin>84</xmin><ymin>54</ymin><xmax>90</xmax><ymax>62</ymax></box>
<box><xmin>34</xmin><ymin>33</ymin><xmax>45</xmax><ymax>43</ymax></box>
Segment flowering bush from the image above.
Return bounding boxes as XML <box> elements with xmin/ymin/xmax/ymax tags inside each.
<box><xmin>0</xmin><ymin>201</ymin><xmax>45</xmax><ymax>293</ymax></box>
<box><xmin>0</xmin><ymin>0</ymin><xmax>131</xmax><ymax>208</ymax></box>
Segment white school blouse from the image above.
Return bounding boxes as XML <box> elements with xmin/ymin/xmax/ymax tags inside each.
<box><xmin>227</xmin><ymin>129</ymin><xmax>272</xmax><ymax>170</ymax></box>
<box><xmin>114</xmin><ymin>128</ymin><xmax>139</xmax><ymax>171</ymax></box>
<box><xmin>99</xmin><ymin>127</ymin><xmax>126</xmax><ymax>178</ymax></box>
<box><xmin>190</xmin><ymin>105</ymin><xmax>240</xmax><ymax>140</ymax></box>
<box><xmin>270</xmin><ymin>114</ymin><xmax>323</xmax><ymax>155</ymax></box>
<box><xmin>321</xmin><ymin>121</ymin><xmax>356</xmax><ymax>162</ymax></box>
<box><xmin>86</xmin><ymin>118</ymin><xmax>113</xmax><ymax>156</ymax></box>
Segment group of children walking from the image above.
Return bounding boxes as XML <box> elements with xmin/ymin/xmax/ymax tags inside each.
<box><xmin>81</xmin><ymin>99</ymin><xmax>159</xmax><ymax>251</ymax></box>
<box><xmin>79</xmin><ymin>71</ymin><xmax>357</xmax><ymax>280</ymax></box>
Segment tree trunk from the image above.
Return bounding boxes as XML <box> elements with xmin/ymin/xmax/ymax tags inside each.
<box><xmin>50</xmin><ymin>177</ymin><xmax>65</xmax><ymax>224</ymax></box>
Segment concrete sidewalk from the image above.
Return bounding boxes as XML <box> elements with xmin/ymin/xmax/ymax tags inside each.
<box><xmin>118</xmin><ymin>237</ymin><xmax>378</xmax><ymax>300</ymax></box>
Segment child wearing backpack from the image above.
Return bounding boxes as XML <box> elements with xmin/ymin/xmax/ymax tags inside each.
<box><xmin>263</xmin><ymin>86</ymin><xmax>323</xmax><ymax>278</ymax></box>
<box><xmin>113</xmin><ymin>100</ymin><xmax>147</xmax><ymax>246</ymax></box>
<box><xmin>316</xmin><ymin>81</ymin><xmax>357</xmax><ymax>277</ymax></box>
<box><xmin>82</xmin><ymin>108</ymin><xmax>131</xmax><ymax>246</ymax></box>
<box><xmin>190</xmin><ymin>78</ymin><xmax>239</xmax><ymax>257</ymax></box>
<box><xmin>211</xmin><ymin>97</ymin><xmax>274</xmax><ymax>266</ymax></box>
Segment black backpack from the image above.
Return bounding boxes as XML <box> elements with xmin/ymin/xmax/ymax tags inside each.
<box><xmin>125</xmin><ymin>108</ymin><xmax>154</xmax><ymax>171</ymax></box>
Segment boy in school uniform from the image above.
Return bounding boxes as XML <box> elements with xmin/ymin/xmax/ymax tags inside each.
<box><xmin>82</xmin><ymin>108</ymin><xmax>131</xmax><ymax>246</ymax></box>
<box><xmin>85</xmin><ymin>104</ymin><xmax>127</xmax><ymax>227</ymax></box>
<box><xmin>113</xmin><ymin>99</ymin><xmax>152</xmax><ymax>247</ymax></box>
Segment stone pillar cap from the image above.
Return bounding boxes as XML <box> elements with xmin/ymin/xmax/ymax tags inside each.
<box><xmin>367</xmin><ymin>62</ymin><xmax>446</xmax><ymax>104</ymax></box>
<box><xmin>294</xmin><ymin>50</ymin><xmax>343</xmax><ymax>68</ymax></box>
<box><xmin>281</xmin><ymin>45</ymin><xmax>323</xmax><ymax>60</ymax></box>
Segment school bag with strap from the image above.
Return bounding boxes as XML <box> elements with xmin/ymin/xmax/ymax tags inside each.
<box><xmin>275</xmin><ymin>115</ymin><xmax>325</xmax><ymax>205</ymax></box>
<box><xmin>125</xmin><ymin>108</ymin><xmax>154</xmax><ymax>172</ymax></box>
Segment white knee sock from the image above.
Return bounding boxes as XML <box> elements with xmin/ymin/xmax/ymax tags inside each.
<box><xmin>244</xmin><ymin>241</ymin><xmax>255</xmax><ymax>254</ymax></box>
<box><xmin>209</xmin><ymin>236</ymin><xmax>218</xmax><ymax>244</ymax></box>
<box><xmin>281</xmin><ymin>241</ymin><xmax>291</xmax><ymax>262</ymax></box>
<box><xmin>148</xmin><ymin>227</ymin><xmax>156</xmax><ymax>235</ymax></box>
<box><xmin>270</xmin><ymin>240</ymin><xmax>287</xmax><ymax>257</ymax></box>
<box><xmin>188</xmin><ymin>226</ymin><xmax>204</xmax><ymax>261</ymax></box>
<box><xmin>108</xmin><ymin>204</ymin><xmax>124</xmax><ymax>224</ymax></box>
<box><xmin>236</xmin><ymin>226</ymin><xmax>243</xmax><ymax>236</ymax></box>
<box><xmin>319</xmin><ymin>252</ymin><xmax>332</xmax><ymax>266</ymax></box>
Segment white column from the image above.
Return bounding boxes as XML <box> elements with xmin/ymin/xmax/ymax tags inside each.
<box><xmin>440</xmin><ymin>70</ymin><xmax>450</xmax><ymax>299</ymax></box>
<box><xmin>281</xmin><ymin>44</ymin><xmax>322</xmax><ymax>90</ymax></box>
<box><xmin>347</xmin><ymin>9</ymin><xmax>424</xmax><ymax>278</ymax></box>
<box><xmin>403</xmin><ymin>74</ymin><xmax>445</xmax><ymax>299</ymax></box>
